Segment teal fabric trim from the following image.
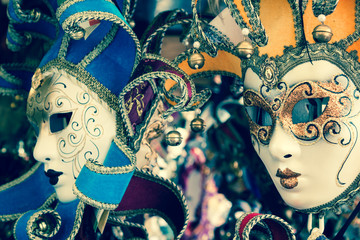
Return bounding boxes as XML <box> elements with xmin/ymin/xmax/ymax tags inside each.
<box><xmin>7</xmin><ymin>0</ymin><xmax>21</xmax><ymax>23</ymax></box>
<box><xmin>74</xmin><ymin>141</ymin><xmax>134</xmax><ymax>208</ymax></box>
<box><xmin>58</xmin><ymin>0</ymin><xmax>128</xmax><ymax>26</ymax></box>
<box><xmin>86</xmin><ymin>24</ymin><xmax>136</xmax><ymax>94</ymax></box>
<box><xmin>75</xmin><ymin>167</ymin><xmax>134</xmax><ymax>205</ymax></box>
<box><xmin>65</xmin><ymin>21</ymin><xmax>113</xmax><ymax>64</ymax></box>
<box><xmin>38</xmin><ymin>30</ymin><xmax>65</xmax><ymax>68</ymax></box>
<box><xmin>0</xmin><ymin>63</ymin><xmax>36</xmax><ymax>95</ymax></box>
<box><xmin>0</xmin><ymin>163</ymin><xmax>55</xmax><ymax>220</ymax></box>
<box><xmin>14</xmin><ymin>199</ymin><xmax>82</xmax><ymax>239</ymax></box>
<box><xmin>6</xmin><ymin>0</ymin><xmax>59</xmax><ymax>51</ymax></box>
<box><xmin>103</xmin><ymin>141</ymin><xmax>131</xmax><ymax>168</ymax></box>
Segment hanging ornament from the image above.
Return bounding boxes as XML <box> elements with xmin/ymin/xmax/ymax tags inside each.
<box><xmin>165</xmin><ymin>130</ymin><xmax>183</xmax><ymax>146</ymax></box>
<box><xmin>188</xmin><ymin>40</ymin><xmax>205</xmax><ymax>69</ymax></box>
<box><xmin>235</xmin><ymin>28</ymin><xmax>254</xmax><ymax>59</ymax></box>
<box><xmin>190</xmin><ymin>109</ymin><xmax>206</xmax><ymax>133</ymax></box>
<box><xmin>129</xmin><ymin>20</ymin><xmax>135</xmax><ymax>28</ymax></box>
<box><xmin>312</xmin><ymin>14</ymin><xmax>333</xmax><ymax>43</ymax></box>
<box><xmin>70</xmin><ymin>28</ymin><xmax>85</xmax><ymax>40</ymax></box>
<box><xmin>164</xmin><ymin>115</ymin><xmax>182</xmax><ymax>146</ymax></box>
<box><xmin>31</xmin><ymin>211</ymin><xmax>61</xmax><ymax>238</ymax></box>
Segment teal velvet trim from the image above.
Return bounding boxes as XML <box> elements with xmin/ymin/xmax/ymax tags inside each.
<box><xmin>51</xmin><ymin>200</ymin><xmax>80</xmax><ymax>240</ymax></box>
<box><xmin>7</xmin><ymin>0</ymin><xmax>21</xmax><ymax>23</ymax></box>
<box><xmin>15</xmin><ymin>21</ymin><xmax>58</xmax><ymax>40</ymax></box>
<box><xmin>38</xmin><ymin>29</ymin><xmax>65</xmax><ymax>68</ymax></box>
<box><xmin>4</xmin><ymin>67</ymin><xmax>34</xmax><ymax>92</ymax></box>
<box><xmin>75</xmin><ymin>141</ymin><xmax>134</xmax><ymax>206</ymax></box>
<box><xmin>65</xmin><ymin>21</ymin><xmax>113</xmax><ymax>64</ymax></box>
<box><xmin>104</xmin><ymin>141</ymin><xmax>131</xmax><ymax>167</ymax></box>
<box><xmin>14</xmin><ymin>199</ymin><xmax>80</xmax><ymax>239</ymax></box>
<box><xmin>58</xmin><ymin>0</ymin><xmax>127</xmax><ymax>26</ymax></box>
<box><xmin>75</xmin><ymin>166</ymin><xmax>134</xmax><ymax>205</ymax></box>
<box><xmin>0</xmin><ymin>163</ymin><xmax>55</xmax><ymax>216</ymax></box>
<box><xmin>14</xmin><ymin>210</ymin><xmax>33</xmax><ymax>239</ymax></box>
<box><xmin>86</xmin><ymin>25</ymin><xmax>136</xmax><ymax>95</ymax></box>
<box><xmin>6</xmin><ymin>0</ymin><xmax>59</xmax><ymax>51</ymax></box>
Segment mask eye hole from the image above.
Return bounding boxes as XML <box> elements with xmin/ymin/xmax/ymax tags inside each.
<box><xmin>292</xmin><ymin>97</ymin><xmax>329</xmax><ymax>124</ymax></box>
<box><xmin>245</xmin><ymin>106</ymin><xmax>273</xmax><ymax>126</ymax></box>
<box><xmin>49</xmin><ymin>112</ymin><xmax>73</xmax><ymax>133</ymax></box>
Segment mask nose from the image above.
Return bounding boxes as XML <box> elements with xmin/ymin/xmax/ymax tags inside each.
<box><xmin>33</xmin><ymin>124</ymin><xmax>58</xmax><ymax>164</ymax></box>
<box><xmin>268</xmin><ymin>124</ymin><xmax>301</xmax><ymax>161</ymax></box>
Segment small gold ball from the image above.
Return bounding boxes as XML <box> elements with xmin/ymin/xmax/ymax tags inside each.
<box><xmin>15</xmin><ymin>95</ymin><xmax>22</xmax><ymax>101</ymax></box>
<box><xmin>190</xmin><ymin>117</ymin><xmax>205</xmax><ymax>132</ymax></box>
<box><xmin>70</xmin><ymin>30</ymin><xmax>85</xmax><ymax>40</ymax></box>
<box><xmin>130</xmin><ymin>20</ymin><xmax>135</xmax><ymax>28</ymax></box>
<box><xmin>188</xmin><ymin>53</ymin><xmax>205</xmax><ymax>69</ymax></box>
<box><xmin>235</xmin><ymin>40</ymin><xmax>254</xmax><ymax>59</ymax></box>
<box><xmin>165</xmin><ymin>130</ymin><xmax>182</xmax><ymax>146</ymax></box>
<box><xmin>312</xmin><ymin>24</ymin><xmax>333</xmax><ymax>43</ymax></box>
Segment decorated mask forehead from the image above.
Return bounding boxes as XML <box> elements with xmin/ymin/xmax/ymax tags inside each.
<box><xmin>27</xmin><ymin>69</ymin><xmax>116</xmax><ymax>203</ymax></box>
<box><xmin>28</xmin><ymin>70</ymin><xmax>82</xmax><ymax>125</ymax></box>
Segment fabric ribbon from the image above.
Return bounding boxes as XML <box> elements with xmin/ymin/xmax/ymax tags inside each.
<box><xmin>234</xmin><ymin>212</ymin><xmax>296</xmax><ymax>240</ymax></box>
<box><xmin>0</xmin><ymin>163</ymin><xmax>56</xmax><ymax>222</ymax></box>
<box><xmin>14</xmin><ymin>199</ymin><xmax>84</xmax><ymax>239</ymax></box>
<box><xmin>0</xmin><ymin>63</ymin><xmax>36</xmax><ymax>95</ymax></box>
<box><xmin>113</xmin><ymin>169</ymin><xmax>189</xmax><ymax>240</ymax></box>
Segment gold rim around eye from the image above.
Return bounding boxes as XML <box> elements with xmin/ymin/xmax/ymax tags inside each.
<box><xmin>280</xmin><ymin>79</ymin><xmax>352</xmax><ymax>143</ymax></box>
<box><xmin>243</xmin><ymin>89</ymin><xmax>276</xmax><ymax>145</ymax></box>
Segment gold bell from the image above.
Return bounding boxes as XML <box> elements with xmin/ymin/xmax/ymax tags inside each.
<box><xmin>165</xmin><ymin>130</ymin><xmax>182</xmax><ymax>146</ymax></box>
<box><xmin>188</xmin><ymin>52</ymin><xmax>205</xmax><ymax>69</ymax></box>
<box><xmin>236</xmin><ymin>40</ymin><xmax>254</xmax><ymax>59</ymax></box>
<box><xmin>190</xmin><ymin>117</ymin><xmax>205</xmax><ymax>132</ymax></box>
<box><xmin>70</xmin><ymin>29</ymin><xmax>85</xmax><ymax>40</ymax></box>
<box><xmin>33</xmin><ymin>212</ymin><xmax>61</xmax><ymax>237</ymax></box>
<box><xmin>312</xmin><ymin>24</ymin><xmax>333</xmax><ymax>43</ymax></box>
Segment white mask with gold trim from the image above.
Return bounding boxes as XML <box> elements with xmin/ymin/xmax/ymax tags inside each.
<box><xmin>27</xmin><ymin>69</ymin><xmax>116</xmax><ymax>203</ymax></box>
<box><xmin>244</xmin><ymin>60</ymin><xmax>360</xmax><ymax>211</ymax></box>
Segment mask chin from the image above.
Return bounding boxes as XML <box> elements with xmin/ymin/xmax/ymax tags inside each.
<box><xmin>55</xmin><ymin>184</ymin><xmax>77</xmax><ymax>203</ymax></box>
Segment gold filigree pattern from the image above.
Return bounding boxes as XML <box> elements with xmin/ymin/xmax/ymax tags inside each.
<box><xmin>244</xmin><ymin>76</ymin><xmax>353</xmax><ymax>145</ymax></box>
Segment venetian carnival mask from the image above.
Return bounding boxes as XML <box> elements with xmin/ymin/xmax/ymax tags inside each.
<box><xmin>27</xmin><ymin>69</ymin><xmax>116</xmax><ymax>203</ymax></box>
<box><xmin>192</xmin><ymin>0</ymin><xmax>360</xmax><ymax>214</ymax></box>
<box><xmin>244</xmin><ymin>60</ymin><xmax>360</xmax><ymax>211</ymax></box>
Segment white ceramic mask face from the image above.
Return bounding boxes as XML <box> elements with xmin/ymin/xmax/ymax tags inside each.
<box><xmin>27</xmin><ymin>70</ymin><xmax>116</xmax><ymax>203</ymax></box>
<box><xmin>244</xmin><ymin>60</ymin><xmax>360</xmax><ymax>211</ymax></box>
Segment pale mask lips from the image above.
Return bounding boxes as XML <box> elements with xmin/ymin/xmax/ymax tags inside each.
<box><xmin>276</xmin><ymin>168</ymin><xmax>301</xmax><ymax>189</ymax></box>
<box><xmin>45</xmin><ymin>169</ymin><xmax>63</xmax><ymax>185</ymax></box>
